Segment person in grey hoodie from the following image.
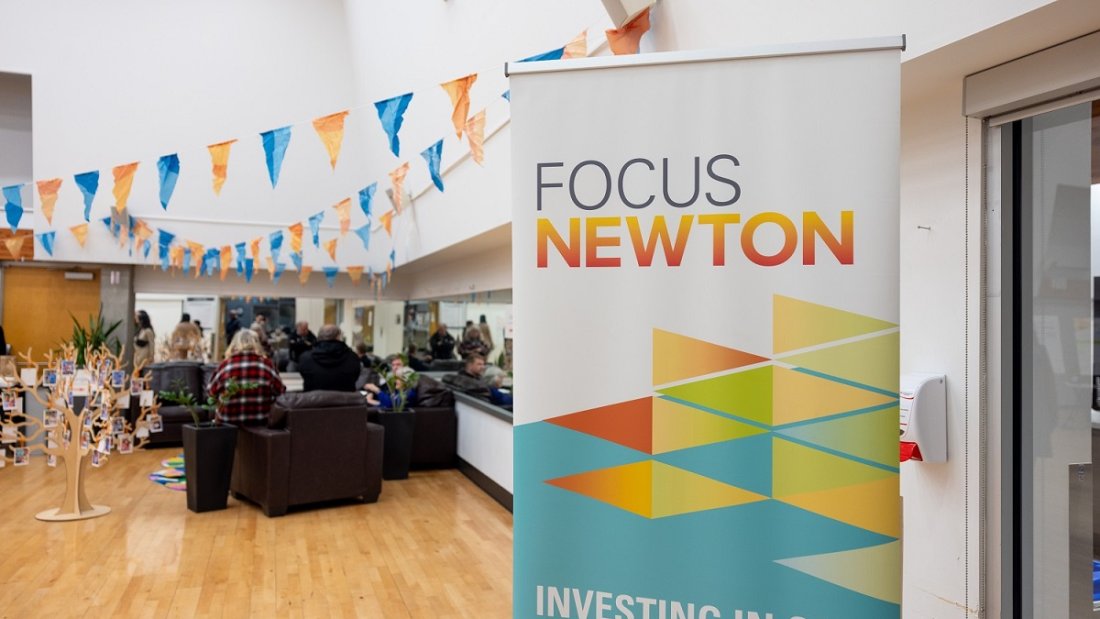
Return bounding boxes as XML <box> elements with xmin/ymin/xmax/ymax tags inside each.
<box><xmin>296</xmin><ymin>324</ymin><xmax>362</xmax><ymax>392</ymax></box>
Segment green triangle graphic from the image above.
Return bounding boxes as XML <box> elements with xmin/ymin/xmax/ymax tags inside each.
<box><xmin>776</xmin><ymin>407</ymin><xmax>900</xmax><ymax>468</ymax></box>
<box><xmin>658</xmin><ymin>366</ymin><xmax>773</xmax><ymax>426</ymax></box>
<box><xmin>779</xmin><ymin>332</ymin><xmax>899</xmax><ymax>393</ymax></box>
<box><xmin>772</xmin><ymin>437</ymin><xmax>895</xmax><ymax>497</ymax></box>
<box><xmin>776</xmin><ymin>541</ymin><xmax>901</xmax><ymax>605</ymax></box>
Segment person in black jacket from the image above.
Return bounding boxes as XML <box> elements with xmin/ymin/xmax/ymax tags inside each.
<box><xmin>296</xmin><ymin>324</ymin><xmax>362</xmax><ymax>392</ymax></box>
<box><xmin>428</xmin><ymin>323</ymin><xmax>456</xmax><ymax>360</ymax></box>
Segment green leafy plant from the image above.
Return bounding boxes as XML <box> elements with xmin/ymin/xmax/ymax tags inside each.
<box><xmin>374</xmin><ymin>357</ymin><xmax>420</xmax><ymax>414</ymax></box>
<box><xmin>161</xmin><ymin>378</ymin><xmax>258</xmax><ymax>426</ymax></box>
<box><xmin>68</xmin><ymin>308</ymin><xmax>122</xmax><ymax>367</ymax></box>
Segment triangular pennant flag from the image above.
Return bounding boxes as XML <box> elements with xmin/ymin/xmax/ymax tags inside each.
<box><xmin>389</xmin><ymin>162</ymin><xmax>410</xmax><ymax>212</ymax></box>
<box><xmin>389</xmin><ymin>248</ymin><xmax>397</xmax><ymax>267</ymax></box>
<box><xmin>374</xmin><ymin>93</ymin><xmax>414</xmax><ymax>156</ymax></box>
<box><xmin>260</xmin><ymin>126</ymin><xmax>292</xmax><ymax>188</ymax></box>
<box><xmin>298</xmin><ymin>265</ymin><xmax>312</xmax><ymax>285</ymax></box>
<box><xmin>170</xmin><ymin>245</ymin><xmax>185</xmax><ymax>270</ymax></box>
<box><xmin>308</xmin><ymin>212</ymin><xmax>325</xmax><ymax>248</ymax></box>
<box><xmin>112</xmin><ymin>162</ymin><xmax>139</xmax><ymax>214</ymax></box>
<box><xmin>250</xmin><ymin>237</ymin><xmax>261</xmax><ymax>263</ymax></box>
<box><xmin>379</xmin><ymin>211</ymin><xmax>394</xmax><ymax>237</ymax></box>
<box><xmin>74</xmin><ymin>171</ymin><xmax>99</xmax><ymax>221</ymax></box>
<box><xmin>606</xmin><ymin>7</ymin><xmax>651</xmax><ymax>55</ymax></box>
<box><xmin>265</xmin><ymin>257</ymin><xmax>275</xmax><ymax>280</ymax></box>
<box><xmin>520</xmin><ymin>47</ymin><xmax>565</xmax><ymax>62</ymax></box>
<box><xmin>358</xmin><ymin>183</ymin><xmax>376</xmax><ymax>219</ymax></box>
<box><xmin>182</xmin><ymin>247</ymin><xmax>192</xmax><ymax>273</ymax></box>
<box><xmin>288</xmin><ymin>223</ymin><xmax>303</xmax><ymax>253</ymax></box>
<box><xmin>36</xmin><ymin>179</ymin><xmax>62</xmax><ymax>225</ymax></box>
<box><xmin>101</xmin><ymin>215</ymin><xmax>118</xmax><ymax>238</ymax></box>
<box><xmin>290</xmin><ymin>251</ymin><xmax>303</xmax><ymax>270</ymax></box>
<box><xmin>156</xmin><ymin>154</ymin><xmax>180</xmax><ymax>210</ymax></box>
<box><xmin>312</xmin><ymin>111</ymin><xmax>349</xmax><ymax>170</ymax></box>
<box><xmin>563</xmin><ymin>30</ymin><xmax>588</xmax><ymax>58</ymax></box>
<box><xmin>4</xmin><ymin>236</ymin><xmax>25</xmax><ymax>259</ymax></box>
<box><xmin>502</xmin><ymin>90</ymin><xmax>511</xmax><ymax>102</ymax></box>
<box><xmin>269</xmin><ymin>230</ymin><xmax>284</xmax><ymax>265</ymax></box>
<box><xmin>37</xmin><ymin>231</ymin><xmax>56</xmax><ymax>256</ymax></box>
<box><xmin>273</xmin><ymin>261</ymin><xmax>287</xmax><ymax>283</ymax></box>
<box><xmin>202</xmin><ymin>248</ymin><xmax>220</xmax><ymax>277</ymax></box>
<box><xmin>323</xmin><ymin>266</ymin><xmax>338</xmax><ymax>288</ymax></box>
<box><xmin>323</xmin><ymin>237</ymin><xmax>338</xmax><ymax>261</ymax></box>
<box><xmin>465</xmin><ymin>111</ymin><xmax>486</xmax><ymax>165</ymax></box>
<box><xmin>333</xmin><ymin>198</ymin><xmax>352</xmax><ymax>235</ymax></box>
<box><xmin>3</xmin><ymin>184</ymin><xmax>24</xmax><ymax>232</ymax></box>
<box><xmin>219</xmin><ymin>246</ymin><xmax>232</xmax><ymax>281</ymax></box>
<box><xmin>207</xmin><ymin>140</ymin><xmax>236</xmax><ymax>195</ymax></box>
<box><xmin>234</xmin><ymin>242</ymin><xmax>247</xmax><ymax>274</ymax></box>
<box><xmin>347</xmin><ymin>266</ymin><xmax>364</xmax><ymax>284</ymax></box>
<box><xmin>244</xmin><ymin>258</ymin><xmax>255</xmax><ymax>283</ymax></box>
<box><xmin>186</xmin><ymin>241</ymin><xmax>204</xmax><ymax>277</ymax></box>
<box><xmin>440</xmin><ymin>74</ymin><xmax>478</xmax><ymax>139</ymax></box>
<box><xmin>158</xmin><ymin>229</ymin><xmax>176</xmax><ymax>272</ymax></box>
<box><xmin>353</xmin><ymin>224</ymin><xmax>371</xmax><ymax>250</ymax></box>
<box><xmin>70</xmin><ymin>223</ymin><xmax>89</xmax><ymax>247</ymax></box>
<box><xmin>420</xmin><ymin>140</ymin><xmax>445</xmax><ymax>192</ymax></box>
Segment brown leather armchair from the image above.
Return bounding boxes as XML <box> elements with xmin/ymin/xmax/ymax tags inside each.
<box><xmin>230</xmin><ymin>390</ymin><xmax>384</xmax><ymax>517</ymax></box>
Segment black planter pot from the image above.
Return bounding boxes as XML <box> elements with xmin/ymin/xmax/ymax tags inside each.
<box><xmin>181</xmin><ymin>422</ymin><xmax>238</xmax><ymax>513</ymax></box>
<box><xmin>372</xmin><ymin>409</ymin><xmax>416</xmax><ymax>480</ymax></box>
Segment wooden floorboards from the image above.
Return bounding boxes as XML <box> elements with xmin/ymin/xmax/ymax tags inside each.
<box><xmin>0</xmin><ymin>448</ymin><xmax>513</xmax><ymax>618</ymax></box>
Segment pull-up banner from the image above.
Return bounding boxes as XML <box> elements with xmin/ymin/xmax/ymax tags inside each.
<box><xmin>509</xmin><ymin>37</ymin><xmax>904</xmax><ymax>619</ymax></box>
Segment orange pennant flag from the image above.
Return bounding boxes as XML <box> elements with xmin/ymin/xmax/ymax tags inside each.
<box><xmin>441</xmin><ymin>74</ymin><xmax>478</xmax><ymax>139</ymax></box>
<box><xmin>70</xmin><ymin>223</ymin><xmax>89</xmax><ymax>247</ymax></box>
<box><xmin>389</xmin><ymin>163</ymin><xmax>410</xmax><ymax>213</ymax></box>
<box><xmin>379</xmin><ymin>210</ymin><xmax>394</xmax><ymax>237</ymax></box>
<box><xmin>112</xmin><ymin>162</ymin><xmax>139</xmax><ymax>213</ymax></box>
<box><xmin>288</xmin><ymin>222</ymin><xmax>304</xmax><ymax>253</ymax></box>
<box><xmin>250</xmin><ymin>237</ymin><xmax>261</xmax><ymax>263</ymax></box>
<box><xmin>563</xmin><ymin>29</ymin><xmax>588</xmax><ymax>58</ymax></box>
<box><xmin>347</xmin><ymin>266</ymin><xmax>364</xmax><ymax>284</ymax></box>
<box><xmin>312</xmin><ymin>111</ymin><xmax>349</xmax><ymax>170</ymax></box>
<box><xmin>386</xmin><ymin>261</ymin><xmax>393</xmax><ymax>280</ymax></box>
<box><xmin>333</xmin><ymin>198</ymin><xmax>352</xmax><ymax>235</ymax></box>
<box><xmin>606</xmin><ymin>8</ymin><xmax>651</xmax><ymax>55</ymax></box>
<box><xmin>323</xmin><ymin>237</ymin><xmax>338</xmax><ymax>261</ymax></box>
<box><xmin>298</xmin><ymin>266</ymin><xmax>313</xmax><ymax>285</ymax></box>
<box><xmin>207</xmin><ymin>139</ymin><xmax>237</xmax><ymax>195</ymax></box>
<box><xmin>465</xmin><ymin>110</ymin><xmax>486</xmax><ymax>166</ymax></box>
<box><xmin>4</xmin><ymin>236</ymin><xmax>25</xmax><ymax>259</ymax></box>
<box><xmin>219</xmin><ymin>246</ymin><xmax>232</xmax><ymax>281</ymax></box>
<box><xmin>266</xmin><ymin>257</ymin><xmax>275</xmax><ymax>280</ymax></box>
<box><xmin>187</xmin><ymin>241</ymin><xmax>204</xmax><ymax>278</ymax></box>
<box><xmin>36</xmin><ymin>178</ymin><xmax>62</xmax><ymax>225</ymax></box>
<box><xmin>170</xmin><ymin>245</ymin><xmax>185</xmax><ymax>270</ymax></box>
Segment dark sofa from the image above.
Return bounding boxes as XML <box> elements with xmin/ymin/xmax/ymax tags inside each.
<box><xmin>132</xmin><ymin>361</ymin><xmax>215</xmax><ymax>445</ymax></box>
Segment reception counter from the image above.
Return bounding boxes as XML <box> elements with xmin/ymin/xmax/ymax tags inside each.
<box><xmin>453</xmin><ymin>391</ymin><xmax>513</xmax><ymax>511</ymax></box>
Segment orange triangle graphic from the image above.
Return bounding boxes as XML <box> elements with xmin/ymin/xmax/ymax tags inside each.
<box><xmin>653</xmin><ymin>328</ymin><xmax>769</xmax><ymax>385</ymax></box>
<box><xmin>545</xmin><ymin>396</ymin><xmax>653</xmax><ymax>454</ymax></box>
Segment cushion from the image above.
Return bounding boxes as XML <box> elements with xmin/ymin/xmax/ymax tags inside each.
<box><xmin>269</xmin><ymin>390</ymin><xmax>368</xmax><ymax>429</ymax></box>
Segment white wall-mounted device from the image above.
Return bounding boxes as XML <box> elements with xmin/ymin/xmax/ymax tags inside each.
<box><xmin>899</xmin><ymin>373</ymin><xmax>946</xmax><ymax>463</ymax></box>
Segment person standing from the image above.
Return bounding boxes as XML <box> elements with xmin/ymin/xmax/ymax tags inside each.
<box><xmin>297</xmin><ymin>325</ymin><xmax>362</xmax><ymax>392</ymax></box>
<box><xmin>133</xmin><ymin>310</ymin><xmax>156</xmax><ymax>370</ymax></box>
<box><xmin>428</xmin><ymin>323</ymin><xmax>456</xmax><ymax>360</ymax></box>
<box><xmin>250</xmin><ymin>313</ymin><xmax>273</xmax><ymax>357</ymax></box>
<box><xmin>477</xmin><ymin>315</ymin><xmax>494</xmax><ymax>355</ymax></box>
<box><xmin>225</xmin><ymin>309</ymin><xmax>242</xmax><ymax>347</ymax></box>
<box><xmin>169</xmin><ymin>313</ymin><xmax>203</xmax><ymax>361</ymax></box>
<box><xmin>458</xmin><ymin>326</ymin><xmax>490</xmax><ymax>359</ymax></box>
<box><xmin>287</xmin><ymin>321</ymin><xmax>317</xmax><ymax>367</ymax></box>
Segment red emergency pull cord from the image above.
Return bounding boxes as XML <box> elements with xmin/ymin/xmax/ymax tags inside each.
<box><xmin>900</xmin><ymin>441</ymin><xmax>922</xmax><ymax>462</ymax></box>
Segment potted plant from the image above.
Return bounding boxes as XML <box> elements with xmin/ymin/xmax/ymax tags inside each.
<box><xmin>161</xmin><ymin>378</ymin><xmax>255</xmax><ymax>512</ymax></box>
<box><xmin>68</xmin><ymin>308</ymin><xmax>122</xmax><ymax>367</ymax></box>
<box><xmin>368</xmin><ymin>359</ymin><xmax>420</xmax><ymax>480</ymax></box>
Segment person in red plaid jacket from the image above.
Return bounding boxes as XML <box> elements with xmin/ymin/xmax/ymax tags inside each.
<box><xmin>208</xmin><ymin>329</ymin><xmax>286</xmax><ymax>425</ymax></box>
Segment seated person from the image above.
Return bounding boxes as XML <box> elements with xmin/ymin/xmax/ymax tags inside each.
<box><xmin>356</xmin><ymin>343</ymin><xmax>383</xmax><ymax>369</ymax></box>
<box><xmin>406</xmin><ymin>344</ymin><xmax>431</xmax><ymax>372</ymax></box>
<box><xmin>297</xmin><ymin>324</ymin><xmax>362</xmax><ymax>392</ymax></box>
<box><xmin>364</xmin><ymin>355</ymin><xmax>418</xmax><ymax>409</ymax></box>
<box><xmin>443</xmin><ymin>353</ymin><xmax>512</xmax><ymax>407</ymax></box>
<box><xmin>207</xmin><ymin>329</ymin><xmax>286</xmax><ymax>425</ymax></box>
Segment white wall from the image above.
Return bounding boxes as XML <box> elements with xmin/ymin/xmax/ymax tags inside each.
<box><xmin>0</xmin><ymin>72</ymin><xmax>31</xmax><ymax>190</ymax></box>
<box><xmin>371</xmin><ymin>300</ymin><xmax>405</xmax><ymax>358</ymax></box>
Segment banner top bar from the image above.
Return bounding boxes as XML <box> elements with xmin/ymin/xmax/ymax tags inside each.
<box><xmin>506</xmin><ymin>35</ymin><xmax>905</xmax><ymax>77</ymax></box>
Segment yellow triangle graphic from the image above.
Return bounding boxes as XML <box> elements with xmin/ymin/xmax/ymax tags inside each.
<box><xmin>651</xmin><ymin>462</ymin><xmax>766</xmax><ymax>518</ymax></box>
<box><xmin>772</xmin><ymin>437</ymin><xmax>895</xmax><ymax>497</ymax></box>
<box><xmin>778</xmin><ymin>476</ymin><xmax>900</xmax><ymax>537</ymax></box>
<box><xmin>773</xmin><ymin>295</ymin><xmax>896</xmax><ymax>354</ymax></box>
<box><xmin>651</xmin><ymin>398</ymin><xmax>766</xmax><ymax>454</ymax></box>
<box><xmin>773</xmin><ymin>367</ymin><xmax>895</xmax><ymax>426</ymax></box>
<box><xmin>653</xmin><ymin>328</ymin><xmax>769</xmax><ymax>385</ymax></box>
<box><xmin>546</xmin><ymin>461</ymin><xmax>653</xmax><ymax>517</ymax></box>
<box><xmin>776</xmin><ymin>541</ymin><xmax>901</xmax><ymax>605</ymax></box>
<box><xmin>779</xmin><ymin>332</ymin><xmax>899</xmax><ymax>393</ymax></box>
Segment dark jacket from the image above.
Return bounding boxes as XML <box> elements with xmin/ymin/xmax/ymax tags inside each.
<box><xmin>298</xmin><ymin>340</ymin><xmax>362</xmax><ymax>392</ymax></box>
<box><xmin>288</xmin><ymin>330</ymin><xmax>317</xmax><ymax>363</ymax></box>
<box><xmin>442</xmin><ymin>370</ymin><xmax>491</xmax><ymax>401</ymax></box>
<box><xmin>429</xmin><ymin>331</ymin><xmax>456</xmax><ymax>360</ymax></box>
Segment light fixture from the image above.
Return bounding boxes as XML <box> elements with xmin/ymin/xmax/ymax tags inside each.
<box><xmin>63</xmin><ymin>271</ymin><xmax>94</xmax><ymax>281</ymax></box>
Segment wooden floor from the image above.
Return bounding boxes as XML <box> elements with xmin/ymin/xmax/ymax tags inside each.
<box><xmin>0</xmin><ymin>449</ymin><xmax>513</xmax><ymax>618</ymax></box>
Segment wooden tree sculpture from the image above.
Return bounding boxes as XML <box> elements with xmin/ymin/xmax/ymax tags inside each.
<box><xmin>0</xmin><ymin>344</ymin><xmax>160</xmax><ymax>521</ymax></box>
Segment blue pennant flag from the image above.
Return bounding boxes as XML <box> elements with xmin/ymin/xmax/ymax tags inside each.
<box><xmin>272</xmin><ymin>261</ymin><xmax>286</xmax><ymax>283</ymax></box>
<box><xmin>260</xmin><ymin>126</ymin><xmax>292</xmax><ymax>188</ymax></box>
<box><xmin>74</xmin><ymin>171</ymin><xmax>100</xmax><ymax>222</ymax></box>
<box><xmin>157</xmin><ymin>229</ymin><xmax>175</xmax><ymax>271</ymax></box>
<box><xmin>420</xmin><ymin>139</ymin><xmax>445</xmax><ymax>192</ymax></box>
<box><xmin>373</xmin><ymin>93</ymin><xmax>414</xmax><ymax>157</ymax></box>
<box><xmin>358</xmin><ymin>183</ymin><xmax>377</xmax><ymax>219</ymax></box>
<box><xmin>269</xmin><ymin>230</ymin><xmax>284</xmax><ymax>265</ymax></box>
<box><xmin>244</xmin><ymin>258</ymin><xmax>255</xmax><ymax>283</ymax></box>
<box><xmin>323</xmin><ymin>266</ymin><xmax>339</xmax><ymax>288</ymax></box>
<box><xmin>353</xmin><ymin>224</ymin><xmax>371</xmax><ymax>251</ymax></box>
<box><xmin>290</xmin><ymin>251</ymin><xmax>303</xmax><ymax>270</ymax></box>
<box><xmin>143</xmin><ymin>240</ymin><xmax>152</xmax><ymax>259</ymax></box>
<box><xmin>502</xmin><ymin>90</ymin><xmax>511</xmax><ymax>102</ymax></box>
<box><xmin>37</xmin><ymin>231</ymin><xmax>56</xmax><ymax>256</ymax></box>
<box><xmin>389</xmin><ymin>248</ymin><xmax>396</xmax><ymax>266</ymax></box>
<box><xmin>183</xmin><ymin>248</ymin><xmax>192</xmax><ymax>273</ymax></box>
<box><xmin>308</xmin><ymin>211</ymin><xmax>324</xmax><ymax>248</ymax></box>
<box><xmin>156</xmin><ymin>154</ymin><xmax>180</xmax><ymax>210</ymax></box>
<box><xmin>234</xmin><ymin>242</ymin><xmax>246</xmax><ymax>274</ymax></box>
<box><xmin>100</xmin><ymin>216</ymin><xmax>116</xmax><ymax>237</ymax></box>
<box><xmin>3</xmin><ymin>184</ymin><xmax>24</xmax><ymax>233</ymax></box>
<box><xmin>203</xmin><ymin>248</ymin><xmax>220</xmax><ymax>277</ymax></box>
<box><xmin>519</xmin><ymin>47</ymin><xmax>564</xmax><ymax>62</ymax></box>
